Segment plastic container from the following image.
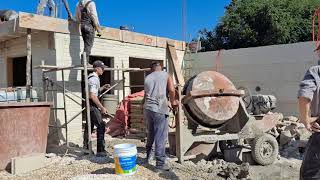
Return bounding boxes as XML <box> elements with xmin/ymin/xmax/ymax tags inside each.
<box><xmin>102</xmin><ymin>94</ymin><xmax>118</xmax><ymax>114</ymax></box>
<box><xmin>0</xmin><ymin>87</ymin><xmax>38</xmax><ymax>103</ymax></box>
<box><xmin>113</xmin><ymin>143</ymin><xmax>137</xmax><ymax>175</ymax></box>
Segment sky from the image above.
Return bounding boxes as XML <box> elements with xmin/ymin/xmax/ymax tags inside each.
<box><xmin>1</xmin><ymin>0</ymin><xmax>231</xmax><ymax>41</ymax></box>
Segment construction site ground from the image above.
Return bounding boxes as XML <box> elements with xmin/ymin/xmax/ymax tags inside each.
<box><xmin>0</xmin><ymin>135</ymin><xmax>302</xmax><ymax>180</ymax></box>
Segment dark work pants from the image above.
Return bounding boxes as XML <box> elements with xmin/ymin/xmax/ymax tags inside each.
<box><xmin>81</xmin><ymin>24</ymin><xmax>95</xmax><ymax>63</ymax></box>
<box><xmin>83</xmin><ymin>106</ymin><xmax>105</xmax><ymax>152</ymax></box>
<box><xmin>300</xmin><ymin>133</ymin><xmax>320</xmax><ymax>180</ymax></box>
<box><xmin>145</xmin><ymin>109</ymin><xmax>168</xmax><ymax>167</ymax></box>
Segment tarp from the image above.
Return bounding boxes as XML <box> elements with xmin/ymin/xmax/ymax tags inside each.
<box><xmin>105</xmin><ymin>91</ymin><xmax>144</xmax><ymax>137</ymax></box>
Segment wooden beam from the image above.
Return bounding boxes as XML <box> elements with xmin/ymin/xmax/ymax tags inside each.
<box><xmin>167</xmin><ymin>41</ymin><xmax>185</xmax><ymax>85</ymax></box>
<box><xmin>26</xmin><ymin>28</ymin><xmax>32</xmax><ymax>102</ymax></box>
<box><xmin>17</xmin><ymin>12</ymin><xmax>185</xmax><ymax>50</ymax></box>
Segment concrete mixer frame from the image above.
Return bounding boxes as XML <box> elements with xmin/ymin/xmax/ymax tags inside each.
<box><xmin>167</xmin><ymin>41</ymin><xmax>280</xmax><ymax>164</ymax></box>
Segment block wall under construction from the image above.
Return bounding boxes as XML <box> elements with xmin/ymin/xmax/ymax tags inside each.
<box><xmin>0</xmin><ymin>30</ymin><xmax>185</xmax><ymax>145</ymax></box>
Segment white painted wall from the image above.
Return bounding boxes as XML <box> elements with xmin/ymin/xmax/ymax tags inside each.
<box><xmin>190</xmin><ymin>41</ymin><xmax>317</xmax><ymax>116</ymax></box>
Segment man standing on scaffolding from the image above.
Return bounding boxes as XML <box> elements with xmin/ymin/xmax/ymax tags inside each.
<box><xmin>76</xmin><ymin>0</ymin><xmax>102</xmax><ymax>64</ymax></box>
<box><xmin>83</xmin><ymin>60</ymin><xmax>110</xmax><ymax>156</ymax></box>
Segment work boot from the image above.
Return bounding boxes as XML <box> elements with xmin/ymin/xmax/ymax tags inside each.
<box><xmin>156</xmin><ymin>163</ymin><xmax>170</xmax><ymax>172</ymax></box>
<box><xmin>144</xmin><ymin>150</ymin><xmax>155</xmax><ymax>164</ymax></box>
<box><xmin>96</xmin><ymin>150</ymin><xmax>108</xmax><ymax>157</ymax></box>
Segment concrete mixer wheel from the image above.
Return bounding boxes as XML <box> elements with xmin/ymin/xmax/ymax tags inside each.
<box><xmin>251</xmin><ymin>133</ymin><xmax>278</xmax><ymax>166</ymax></box>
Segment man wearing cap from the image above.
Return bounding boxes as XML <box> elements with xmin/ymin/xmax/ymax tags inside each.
<box><xmin>299</xmin><ymin>45</ymin><xmax>320</xmax><ymax>179</ymax></box>
<box><xmin>83</xmin><ymin>60</ymin><xmax>109</xmax><ymax>155</ymax></box>
<box><xmin>143</xmin><ymin>61</ymin><xmax>178</xmax><ymax>171</ymax></box>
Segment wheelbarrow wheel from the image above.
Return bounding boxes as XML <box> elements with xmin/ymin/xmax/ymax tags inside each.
<box><xmin>251</xmin><ymin>133</ymin><xmax>278</xmax><ymax>166</ymax></box>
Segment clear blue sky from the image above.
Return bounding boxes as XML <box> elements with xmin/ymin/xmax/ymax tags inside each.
<box><xmin>1</xmin><ymin>0</ymin><xmax>230</xmax><ymax>41</ymax></box>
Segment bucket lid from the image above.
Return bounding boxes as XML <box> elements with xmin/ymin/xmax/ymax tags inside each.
<box><xmin>113</xmin><ymin>143</ymin><xmax>136</xmax><ymax>150</ymax></box>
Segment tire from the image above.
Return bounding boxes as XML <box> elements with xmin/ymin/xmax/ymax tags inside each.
<box><xmin>251</xmin><ymin>133</ymin><xmax>278</xmax><ymax>166</ymax></box>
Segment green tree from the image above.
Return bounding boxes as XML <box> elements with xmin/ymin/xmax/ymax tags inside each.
<box><xmin>199</xmin><ymin>0</ymin><xmax>320</xmax><ymax>51</ymax></box>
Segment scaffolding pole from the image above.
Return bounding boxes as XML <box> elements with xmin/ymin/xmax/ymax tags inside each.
<box><xmin>38</xmin><ymin>60</ymin><xmax>150</xmax><ymax>153</ymax></box>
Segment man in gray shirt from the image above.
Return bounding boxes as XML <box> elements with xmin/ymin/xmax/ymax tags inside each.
<box><xmin>143</xmin><ymin>62</ymin><xmax>178</xmax><ymax>171</ymax></box>
<box><xmin>298</xmin><ymin>45</ymin><xmax>320</xmax><ymax>179</ymax></box>
<box><xmin>83</xmin><ymin>60</ymin><xmax>109</xmax><ymax>156</ymax></box>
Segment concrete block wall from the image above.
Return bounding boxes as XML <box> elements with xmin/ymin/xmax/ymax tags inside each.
<box><xmin>53</xmin><ymin>33</ymin><xmax>185</xmax><ymax>144</ymax></box>
<box><xmin>0</xmin><ymin>31</ymin><xmax>56</xmax><ymax>88</ymax></box>
<box><xmin>190</xmin><ymin>41</ymin><xmax>316</xmax><ymax>116</ymax></box>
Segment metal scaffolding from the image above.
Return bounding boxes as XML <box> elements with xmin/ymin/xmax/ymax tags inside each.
<box><xmin>35</xmin><ymin>53</ymin><xmax>150</xmax><ymax>154</ymax></box>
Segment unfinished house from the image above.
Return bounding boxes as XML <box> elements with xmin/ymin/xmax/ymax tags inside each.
<box><xmin>0</xmin><ymin>12</ymin><xmax>185</xmax><ymax>144</ymax></box>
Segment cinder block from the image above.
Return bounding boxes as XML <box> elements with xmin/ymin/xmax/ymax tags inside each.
<box><xmin>11</xmin><ymin>153</ymin><xmax>45</xmax><ymax>175</ymax></box>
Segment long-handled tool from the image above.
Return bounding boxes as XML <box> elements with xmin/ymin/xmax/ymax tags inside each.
<box><xmin>98</xmin><ymin>80</ymin><xmax>123</xmax><ymax>99</ymax></box>
<box><xmin>61</xmin><ymin>0</ymin><xmax>73</xmax><ymax>20</ymax></box>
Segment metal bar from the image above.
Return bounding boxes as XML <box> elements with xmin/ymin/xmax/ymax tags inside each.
<box><xmin>117</xmin><ymin>68</ymin><xmax>120</xmax><ymax>102</ymax></box>
<box><xmin>182</xmin><ymin>89</ymin><xmax>245</xmax><ymax>104</ymax></box>
<box><xmin>35</xmin><ymin>65</ymin><xmax>147</xmax><ymax>72</ymax></box>
<box><xmin>44</xmin><ymin>77</ymin><xmax>85</xmax><ymax>101</ymax></box>
<box><xmin>42</xmin><ymin>70</ymin><xmax>47</xmax><ymax>102</ymax></box>
<box><xmin>122</xmin><ymin>70</ymin><xmax>125</xmax><ymax>101</ymax></box>
<box><xmin>65</xmin><ymin>93</ymin><xmax>82</xmax><ymax>106</ymax></box>
<box><xmin>61</xmin><ymin>108</ymin><xmax>85</xmax><ymax>127</ymax></box>
<box><xmin>83</xmin><ymin>53</ymin><xmax>93</xmax><ymax>155</ymax></box>
<box><xmin>62</xmin><ymin>70</ymin><xmax>69</xmax><ymax>146</ymax></box>
<box><xmin>26</xmin><ymin>28</ymin><xmax>32</xmax><ymax>102</ymax></box>
<box><xmin>67</xmin><ymin>108</ymin><xmax>85</xmax><ymax>124</ymax></box>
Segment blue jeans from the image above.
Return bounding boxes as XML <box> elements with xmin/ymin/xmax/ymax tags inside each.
<box><xmin>144</xmin><ymin>109</ymin><xmax>168</xmax><ymax>167</ymax></box>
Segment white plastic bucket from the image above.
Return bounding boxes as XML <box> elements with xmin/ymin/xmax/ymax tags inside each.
<box><xmin>113</xmin><ymin>143</ymin><xmax>137</xmax><ymax>175</ymax></box>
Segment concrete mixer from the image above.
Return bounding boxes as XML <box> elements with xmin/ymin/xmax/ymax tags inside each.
<box><xmin>170</xmin><ymin>70</ymin><xmax>281</xmax><ymax>166</ymax></box>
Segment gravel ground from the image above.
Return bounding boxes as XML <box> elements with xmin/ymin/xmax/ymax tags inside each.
<box><xmin>0</xmin><ymin>137</ymin><xmax>302</xmax><ymax>180</ymax></box>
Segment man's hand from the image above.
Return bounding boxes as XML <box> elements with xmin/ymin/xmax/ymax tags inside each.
<box><xmin>302</xmin><ymin>119</ymin><xmax>312</xmax><ymax>132</ymax></box>
<box><xmin>311</xmin><ymin>121</ymin><xmax>320</xmax><ymax>133</ymax></box>
<box><xmin>96</xmin><ymin>27</ymin><xmax>103</xmax><ymax>37</ymax></box>
<box><xmin>100</xmin><ymin>107</ymin><xmax>108</xmax><ymax>115</ymax></box>
<box><xmin>170</xmin><ymin>100</ymin><xmax>179</xmax><ymax>110</ymax></box>
<box><xmin>101</xmin><ymin>84</ymin><xmax>111</xmax><ymax>91</ymax></box>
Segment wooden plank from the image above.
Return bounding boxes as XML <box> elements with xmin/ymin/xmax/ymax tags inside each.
<box><xmin>122</xmin><ymin>30</ymin><xmax>157</xmax><ymax>47</ymax></box>
<box><xmin>26</xmin><ymin>29</ymin><xmax>31</xmax><ymax>101</ymax></box>
<box><xmin>16</xmin><ymin>12</ymin><xmax>185</xmax><ymax>50</ymax></box>
<box><xmin>18</xmin><ymin>12</ymin><xmax>121</xmax><ymax>41</ymax></box>
<box><xmin>156</xmin><ymin>37</ymin><xmax>168</xmax><ymax>48</ymax></box>
<box><xmin>167</xmin><ymin>41</ymin><xmax>185</xmax><ymax>85</ymax></box>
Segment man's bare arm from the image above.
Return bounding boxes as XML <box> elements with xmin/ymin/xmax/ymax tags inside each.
<box><xmin>299</xmin><ymin>97</ymin><xmax>312</xmax><ymax>131</ymax></box>
<box><xmin>90</xmin><ymin>92</ymin><xmax>105</xmax><ymax>110</ymax></box>
<box><xmin>167</xmin><ymin>75</ymin><xmax>177</xmax><ymax>107</ymax></box>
